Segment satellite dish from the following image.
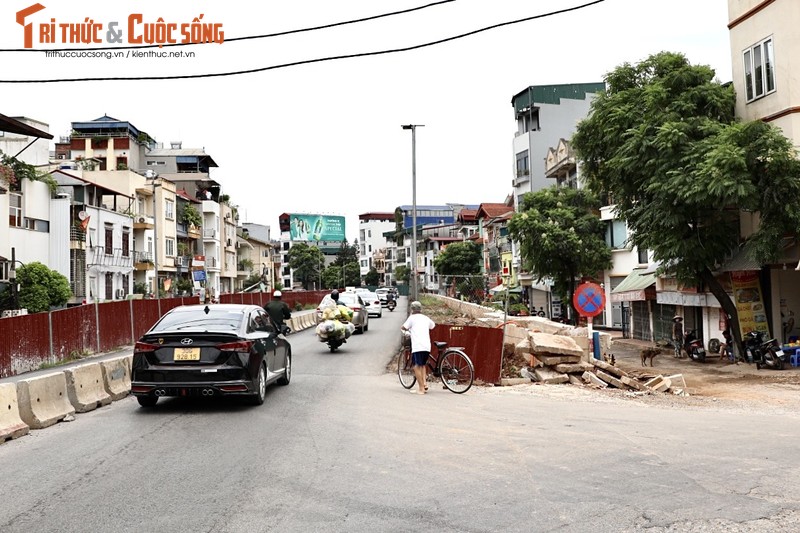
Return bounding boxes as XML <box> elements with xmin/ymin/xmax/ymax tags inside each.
<box><xmin>78</xmin><ymin>211</ymin><xmax>87</xmax><ymax>220</ymax></box>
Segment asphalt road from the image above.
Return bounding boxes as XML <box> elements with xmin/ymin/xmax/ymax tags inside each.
<box><xmin>2</xmin><ymin>299</ymin><xmax>800</xmax><ymax>532</ymax></box>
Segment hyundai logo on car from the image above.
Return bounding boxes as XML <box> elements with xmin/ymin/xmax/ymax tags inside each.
<box><xmin>181</xmin><ymin>338</ymin><xmax>194</xmax><ymax>345</ymax></box>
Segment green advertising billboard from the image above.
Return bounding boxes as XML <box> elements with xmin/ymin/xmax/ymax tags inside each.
<box><xmin>289</xmin><ymin>214</ymin><xmax>346</xmax><ymax>242</ymax></box>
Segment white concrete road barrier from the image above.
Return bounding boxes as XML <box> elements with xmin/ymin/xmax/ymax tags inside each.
<box><xmin>0</xmin><ymin>382</ymin><xmax>29</xmax><ymax>442</ymax></box>
<box><xmin>100</xmin><ymin>356</ymin><xmax>132</xmax><ymax>401</ymax></box>
<box><xmin>65</xmin><ymin>363</ymin><xmax>113</xmax><ymax>413</ymax></box>
<box><xmin>16</xmin><ymin>372</ymin><xmax>76</xmax><ymax>429</ymax></box>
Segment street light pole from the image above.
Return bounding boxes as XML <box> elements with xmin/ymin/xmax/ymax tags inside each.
<box><xmin>146</xmin><ymin>171</ymin><xmax>161</xmax><ymax>303</ymax></box>
<box><xmin>402</xmin><ymin>124</ymin><xmax>424</xmax><ymax>302</ymax></box>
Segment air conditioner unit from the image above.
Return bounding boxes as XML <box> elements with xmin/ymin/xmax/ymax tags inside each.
<box><xmin>116</xmin><ymin>289</ymin><xmax>125</xmax><ymax>298</ymax></box>
<box><xmin>138</xmin><ymin>217</ymin><xmax>146</xmax><ymax>223</ymax></box>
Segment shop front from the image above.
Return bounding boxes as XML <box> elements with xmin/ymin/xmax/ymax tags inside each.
<box><xmin>611</xmin><ymin>268</ymin><xmax>657</xmax><ymax>341</ymax></box>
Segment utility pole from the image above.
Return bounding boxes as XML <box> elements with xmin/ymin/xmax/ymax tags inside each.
<box><xmin>402</xmin><ymin>124</ymin><xmax>424</xmax><ymax>302</ymax></box>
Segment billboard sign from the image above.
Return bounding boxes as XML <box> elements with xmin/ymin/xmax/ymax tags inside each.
<box><xmin>289</xmin><ymin>214</ymin><xmax>345</xmax><ymax>242</ymax></box>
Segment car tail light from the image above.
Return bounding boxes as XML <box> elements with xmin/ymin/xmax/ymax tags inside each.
<box><xmin>219</xmin><ymin>384</ymin><xmax>248</xmax><ymax>392</ymax></box>
<box><xmin>216</xmin><ymin>340</ymin><xmax>253</xmax><ymax>352</ymax></box>
<box><xmin>134</xmin><ymin>341</ymin><xmax>159</xmax><ymax>353</ymax></box>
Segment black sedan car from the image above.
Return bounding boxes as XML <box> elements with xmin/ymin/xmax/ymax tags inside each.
<box><xmin>131</xmin><ymin>304</ymin><xmax>291</xmax><ymax>407</ymax></box>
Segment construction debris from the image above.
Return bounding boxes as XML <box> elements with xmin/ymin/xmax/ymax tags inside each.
<box><xmin>516</xmin><ymin>330</ymin><xmax>688</xmax><ymax>396</ymax></box>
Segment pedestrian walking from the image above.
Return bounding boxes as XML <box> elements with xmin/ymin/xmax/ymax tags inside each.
<box><xmin>672</xmin><ymin>315</ymin><xmax>684</xmax><ymax>358</ymax></box>
<box><xmin>401</xmin><ymin>300</ymin><xmax>435</xmax><ymax>395</ymax></box>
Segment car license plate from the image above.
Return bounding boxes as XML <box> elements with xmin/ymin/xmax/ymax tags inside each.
<box><xmin>776</xmin><ymin>350</ymin><xmax>784</xmax><ymax>357</ymax></box>
<box><xmin>174</xmin><ymin>347</ymin><xmax>200</xmax><ymax>361</ymax></box>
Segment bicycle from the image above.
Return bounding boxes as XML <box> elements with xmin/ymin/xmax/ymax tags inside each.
<box><xmin>397</xmin><ymin>337</ymin><xmax>475</xmax><ymax>394</ymax></box>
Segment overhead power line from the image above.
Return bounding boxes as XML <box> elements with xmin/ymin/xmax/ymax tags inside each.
<box><xmin>0</xmin><ymin>0</ymin><xmax>606</xmax><ymax>83</ymax></box>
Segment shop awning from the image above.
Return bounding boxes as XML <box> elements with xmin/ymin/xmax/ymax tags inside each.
<box><xmin>611</xmin><ymin>269</ymin><xmax>656</xmax><ymax>302</ymax></box>
<box><xmin>490</xmin><ymin>283</ymin><xmax>523</xmax><ymax>294</ymax></box>
<box><xmin>717</xmin><ymin>241</ymin><xmax>761</xmax><ymax>272</ymax></box>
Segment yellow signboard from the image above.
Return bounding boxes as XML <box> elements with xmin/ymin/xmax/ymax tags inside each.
<box><xmin>730</xmin><ymin>271</ymin><xmax>769</xmax><ymax>337</ymax></box>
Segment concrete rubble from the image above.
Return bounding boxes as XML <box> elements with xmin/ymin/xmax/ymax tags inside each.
<box><xmin>514</xmin><ymin>330</ymin><xmax>687</xmax><ymax>396</ymax></box>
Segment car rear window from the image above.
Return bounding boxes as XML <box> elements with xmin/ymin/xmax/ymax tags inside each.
<box><xmin>152</xmin><ymin>308</ymin><xmax>244</xmax><ymax>332</ymax></box>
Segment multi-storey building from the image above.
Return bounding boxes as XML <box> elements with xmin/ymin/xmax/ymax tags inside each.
<box><xmin>138</xmin><ymin>141</ymin><xmax>223</xmax><ymax>299</ymax></box>
<box><xmin>723</xmin><ymin>0</ymin><xmax>800</xmax><ymax>344</ymax></box>
<box><xmin>510</xmin><ymin>83</ymin><xmax>604</xmax><ymax>209</ymax></box>
<box><xmin>0</xmin><ymin>115</ymin><xmax>60</xmax><ymax>304</ymax></box>
<box><xmin>358</xmin><ymin>212</ymin><xmax>395</xmax><ymax>282</ymax></box>
<box><xmin>239</xmin><ymin>223</ymin><xmax>274</xmax><ymax>292</ymax></box>
<box><xmin>51</xmin><ymin>168</ymin><xmax>135</xmax><ymax>303</ymax></box>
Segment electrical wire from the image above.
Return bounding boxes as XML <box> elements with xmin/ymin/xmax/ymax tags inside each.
<box><xmin>0</xmin><ymin>0</ymin><xmax>606</xmax><ymax>83</ymax></box>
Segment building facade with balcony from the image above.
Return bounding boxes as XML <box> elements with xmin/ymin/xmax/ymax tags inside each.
<box><xmin>358</xmin><ymin>212</ymin><xmax>395</xmax><ymax>281</ymax></box>
<box><xmin>510</xmin><ymin>83</ymin><xmax>604</xmax><ymax>209</ymax></box>
<box><xmin>51</xmin><ymin>169</ymin><xmax>136</xmax><ymax>303</ymax></box>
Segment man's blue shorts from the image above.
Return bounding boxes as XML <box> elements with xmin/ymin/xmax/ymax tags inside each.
<box><xmin>412</xmin><ymin>351</ymin><xmax>430</xmax><ymax>367</ymax></box>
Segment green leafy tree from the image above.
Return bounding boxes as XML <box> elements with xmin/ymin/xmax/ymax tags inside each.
<box><xmin>321</xmin><ymin>263</ymin><xmax>358</xmax><ymax>288</ymax></box>
<box><xmin>508</xmin><ymin>186</ymin><xmax>611</xmax><ymax>320</ymax></box>
<box><xmin>394</xmin><ymin>265</ymin><xmax>410</xmax><ymax>283</ymax></box>
<box><xmin>287</xmin><ymin>242</ymin><xmax>325</xmax><ymax>290</ymax></box>
<box><xmin>393</xmin><ymin>207</ymin><xmax>405</xmax><ymax>245</ymax></box>
<box><xmin>334</xmin><ymin>239</ymin><xmax>359</xmax><ymax>267</ymax></box>
<box><xmin>433</xmin><ymin>241</ymin><xmax>482</xmax><ymax>275</ymax></box>
<box><xmin>364</xmin><ymin>267</ymin><xmax>380</xmax><ymax>286</ymax></box>
<box><xmin>322</xmin><ymin>265</ymin><xmax>342</xmax><ymax>289</ymax></box>
<box><xmin>15</xmin><ymin>262</ymin><xmax>71</xmax><ymax>313</ymax></box>
<box><xmin>572</xmin><ymin>51</ymin><xmax>800</xmax><ymax>351</ymax></box>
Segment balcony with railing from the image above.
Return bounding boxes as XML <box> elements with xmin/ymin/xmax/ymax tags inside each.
<box><xmin>133</xmin><ymin>251</ymin><xmax>154</xmax><ymax>270</ymax></box>
<box><xmin>203</xmin><ymin>228</ymin><xmax>217</xmax><ymax>240</ymax></box>
<box><xmin>89</xmin><ymin>247</ymin><xmax>134</xmax><ymax>267</ymax></box>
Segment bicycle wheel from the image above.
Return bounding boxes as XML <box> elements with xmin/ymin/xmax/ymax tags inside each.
<box><xmin>398</xmin><ymin>349</ymin><xmax>416</xmax><ymax>389</ymax></box>
<box><xmin>438</xmin><ymin>349</ymin><xmax>474</xmax><ymax>394</ymax></box>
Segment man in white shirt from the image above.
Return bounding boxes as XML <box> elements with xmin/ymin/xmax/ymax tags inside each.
<box><xmin>401</xmin><ymin>300</ymin><xmax>435</xmax><ymax>395</ymax></box>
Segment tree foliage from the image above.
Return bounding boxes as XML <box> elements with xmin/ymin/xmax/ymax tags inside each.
<box><xmin>364</xmin><ymin>267</ymin><xmax>380</xmax><ymax>286</ymax></box>
<box><xmin>508</xmin><ymin>186</ymin><xmax>611</xmax><ymax>318</ymax></box>
<box><xmin>394</xmin><ymin>265</ymin><xmax>409</xmax><ymax>283</ymax></box>
<box><xmin>287</xmin><ymin>242</ymin><xmax>324</xmax><ymax>290</ymax></box>
<box><xmin>15</xmin><ymin>262</ymin><xmax>71</xmax><ymax>312</ymax></box>
<box><xmin>322</xmin><ymin>263</ymin><xmax>360</xmax><ymax>288</ymax></box>
<box><xmin>572</xmin><ymin>51</ymin><xmax>800</xmax><ymax>348</ymax></box>
<box><xmin>334</xmin><ymin>239</ymin><xmax>359</xmax><ymax>267</ymax></box>
<box><xmin>433</xmin><ymin>241</ymin><xmax>482</xmax><ymax>276</ymax></box>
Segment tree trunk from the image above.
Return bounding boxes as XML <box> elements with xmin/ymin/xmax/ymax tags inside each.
<box><xmin>567</xmin><ymin>268</ymin><xmax>577</xmax><ymax>326</ymax></box>
<box><xmin>698</xmin><ymin>267</ymin><xmax>742</xmax><ymax>358</ymax></box>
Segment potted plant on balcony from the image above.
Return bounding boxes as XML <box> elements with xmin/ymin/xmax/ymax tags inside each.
<box><xmin>181</xmin><ymin>204</ymin><xmax>202</xmax><ymax>228</ymax></box>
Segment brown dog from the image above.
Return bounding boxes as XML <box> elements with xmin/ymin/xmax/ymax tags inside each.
<box><xmin>640</xmin><ymin>348</ymin><xmax>659</xmax><ymax>367</ymax></box>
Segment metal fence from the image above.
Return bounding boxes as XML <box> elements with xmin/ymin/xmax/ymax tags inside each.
<box><xmin>435</xmin><ymin>275</ymin><xmax>489</xmax><ymax>305</ymax></box>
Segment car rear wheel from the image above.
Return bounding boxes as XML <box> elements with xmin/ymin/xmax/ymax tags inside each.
<box><xmin>278</xmin><ymin>351</ymin><xmax>291</xmax><ymax>386</ymax></box>
<box><xmin>249</xmin><ymin>362</ymin><xmax>267</xmax><ymax>405</ymax></box>
<box><xmin>137</xmin><ymin>395</ymin><xmax>158</xmax><ymax>408</ymax></box>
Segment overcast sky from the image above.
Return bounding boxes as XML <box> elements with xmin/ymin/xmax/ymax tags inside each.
<box><xmin>2</xmin><ymin>0</ymin><xmax>732</xmax><ymax>242</ymax></box>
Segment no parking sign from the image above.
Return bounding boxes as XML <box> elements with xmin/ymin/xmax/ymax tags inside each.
<box><xmin>573</xmin><ymin>282</ymin><xmax>605</xmax><ymax>317</ymax></box>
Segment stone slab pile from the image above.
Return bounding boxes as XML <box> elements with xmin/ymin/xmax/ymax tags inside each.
<box><xmin>514</xmin><ymin>331</ymin><xmax>686</xmax><ymax>395</ymax></box>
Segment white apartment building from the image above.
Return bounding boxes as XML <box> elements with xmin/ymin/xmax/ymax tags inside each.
<box><xmin>358</xmin><ymin>212</ymin><xmax>395</xmax><ymax>282</ymax></box>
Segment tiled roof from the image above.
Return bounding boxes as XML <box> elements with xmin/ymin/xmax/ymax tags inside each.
<box><xmin>476</xmin><ymin>203</ymin><xmax>512</xmax><ymax>219</ymax></box>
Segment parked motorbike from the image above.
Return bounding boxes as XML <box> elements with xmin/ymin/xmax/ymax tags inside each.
<box><xmin>387</xmin><ymin>299</ymin><xmax>396</xmax><ymax>312</ymax></box>
<box><xmin>683</xmin><ymin>329</ymin><xmax>707</xmax><ymax>362</ymax></box>
<box><xmin>743</xmin><ymin>330</ymin><xmax>786</xmax><ymax>370</ymax></box>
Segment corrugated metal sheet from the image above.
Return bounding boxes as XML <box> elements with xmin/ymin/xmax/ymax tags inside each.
<box><xmin>51</xmin><ymin>305</ymin><xmax>97</xmax><ymax>359</ymax></box>
<box><xmin>432</xmin><ymin>325</ymin><xmax>503</xmax><ymax>385</ymax></box>
<box><xmin>97</xmin><ymin>301</ymin><xmax>134</xmax><ymax>352</ymax></box>
<box><xmin>0</xmin><ymin>313</ymin><xmax>51</xmax><ymax>377</ymax></box>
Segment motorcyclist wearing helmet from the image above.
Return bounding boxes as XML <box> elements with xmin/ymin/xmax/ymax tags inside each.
<box><xmin>264</xmin><ymin>290</ymin><xmax>292</xmax><ymax>332</ymax></box>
